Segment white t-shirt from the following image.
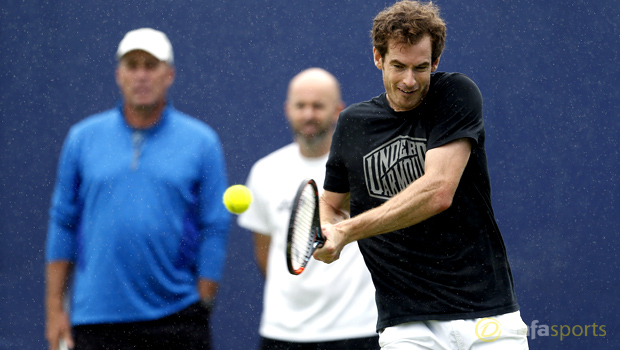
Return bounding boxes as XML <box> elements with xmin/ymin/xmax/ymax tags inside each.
<box><xmin>238</xmin><ymin>143</ymin><xmax>378</xmax><ymax>342</ymax></box>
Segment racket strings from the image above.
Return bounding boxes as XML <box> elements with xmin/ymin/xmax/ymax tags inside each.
<box><xmin>290</xmin><ymin>185</ymin><xmax>317</xmax><ymax>270</ymax></box>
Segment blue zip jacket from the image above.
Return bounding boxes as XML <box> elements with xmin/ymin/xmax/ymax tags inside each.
<box><xmin>46</xmin><ymin>104</ymin><xmax>231</xmax><ymax>325</ymax></box>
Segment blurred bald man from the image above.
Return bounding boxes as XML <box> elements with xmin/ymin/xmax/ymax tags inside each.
<box><xmin>238</xmin><ymin>68</ymin><xmax>379</xmax><ymax>350</ymax></box>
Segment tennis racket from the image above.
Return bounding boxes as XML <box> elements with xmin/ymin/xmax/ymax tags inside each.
<box><xmin>286</xmin><ymin>178</ymin><xmax>325</xmax><ymax>275</ymax></box>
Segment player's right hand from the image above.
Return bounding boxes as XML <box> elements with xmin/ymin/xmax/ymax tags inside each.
<box><xmin>313</xmin><ymin>223</ymin><xmax>346</xmax><ymax>264</ymax></box>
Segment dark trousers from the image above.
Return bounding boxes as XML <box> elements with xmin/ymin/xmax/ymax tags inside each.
<box><xmin>259</xmin><ymin>335</ymin><xmax>380</xmax><ymax>350</ymax></box>
<box><xmin>73</xmin><ymin>302</ymin><xmax>211</xmax><ymax>350</ymax></box>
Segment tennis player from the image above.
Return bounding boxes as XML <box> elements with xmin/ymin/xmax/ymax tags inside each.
<box><xmin>313</xmin><ymin>1</ymin><xmax>529</xmax><ymax>349</ymax></box>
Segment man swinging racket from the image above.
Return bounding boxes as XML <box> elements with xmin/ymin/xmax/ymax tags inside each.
<box><xmin>313</xmin><ymin>1</ymin><xmax>529</xmax><ymax>349</ymax></box>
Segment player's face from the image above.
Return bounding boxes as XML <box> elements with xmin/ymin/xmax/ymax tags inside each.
<box><xmin>374</xmin><ymin>36</ymin><xmax>439</xmax><ymax>112</ymax></box>
<box><xmin>116</xmin><ymin>50</ymin><xmax>174</xmax><ymax>110</ymax></box>
<box><xmin>285</xmin><ymin>81</ymin><xmax>341</xmax><ymax>145</ymax></box>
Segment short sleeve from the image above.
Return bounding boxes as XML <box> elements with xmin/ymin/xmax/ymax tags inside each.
<box><xmin>427</xmin><ymin>73</ymin><xmax>484</xmax><ymax>150</ymax></box>
<box><xmin>324</xmin><ymin>113</ymin><xmax>350</xmax><ymax>194</ymax></box>
<box><xmin>237</xmin><ymin>161</ymin><xmax>273</xmax><ymax>235</ymax></box>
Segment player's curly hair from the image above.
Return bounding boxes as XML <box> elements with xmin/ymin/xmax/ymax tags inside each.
<box><xmin>371</xmin><ymin>1</ymin><xmax>446</xmax><ymax>63</ymax></box>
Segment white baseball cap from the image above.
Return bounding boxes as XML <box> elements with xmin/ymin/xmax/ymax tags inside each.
<box><xmin>116</xmin><ymin>28</ymin><xmax>174</xmax><ymax>64</ymax></box>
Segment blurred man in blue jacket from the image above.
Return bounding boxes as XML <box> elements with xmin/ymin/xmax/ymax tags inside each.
<box><xmin>45</xmin><ymin>28</ymin><xmax>230</xmax><ymax>350</ymax></box>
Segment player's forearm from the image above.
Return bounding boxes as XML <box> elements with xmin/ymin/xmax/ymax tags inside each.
<box><xmin>338</xmin><ymin>140</ymin><xmax>470</xmax><ymax>243</ymax></box>
<box><xmin>337</xmin><ymin>174</ymin><xmax>451</xmax><ymax>243</ymax></box>
<box><xmin>319</xmin><ymin>192</ymin><xmax>350</xmax><ymax>226</ymax></box>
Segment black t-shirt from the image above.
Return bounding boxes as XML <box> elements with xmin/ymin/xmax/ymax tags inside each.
<box><xmin>325</xmin><ymin>72</ymin><xmax>519</xmax><ymax>330</ymax></box>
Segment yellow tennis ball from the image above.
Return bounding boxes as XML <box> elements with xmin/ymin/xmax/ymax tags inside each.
<box><xmin>223</xmin><ymin>185</ymin><xmax>252</xmax><ymax>214</ymax></box>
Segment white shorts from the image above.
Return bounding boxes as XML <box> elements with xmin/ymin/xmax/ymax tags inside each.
<box><xmin>378</xmin><ymin>311</ymin><xmax>529</xmax><ymax>350</ymax></box>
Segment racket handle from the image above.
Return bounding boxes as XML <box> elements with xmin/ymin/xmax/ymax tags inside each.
<box><xmin>315</xmin><ymin>227</ymin><xmax>325</xmax><ymax>249</ymax></box>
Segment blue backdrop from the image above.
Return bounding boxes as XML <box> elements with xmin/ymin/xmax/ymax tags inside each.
<box><xmin>1</xmin><ymin>1</ymin><xmax>618</xmax><ymax>349</ymax></box>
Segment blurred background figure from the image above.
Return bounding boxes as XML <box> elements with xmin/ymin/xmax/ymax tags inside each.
<box><xmin>45</xmin><ymin>28</ymin><xmax>230</xmax><ymax>350</ymax></box>
<box><xmin>238</xmin><ymin>68</ymin><xmax>379</xmax><ymax>350</ymax></box>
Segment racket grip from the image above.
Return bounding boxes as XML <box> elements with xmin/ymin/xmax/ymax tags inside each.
<box><xmin>315</xmin><ymin>231</ymin><xmax>326</xmax><ymax>249</ymax></box>
<box><xmin>315</xmin><ymin>227</ymin><xmax>326</xmax><ymax>249</ymax></box>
